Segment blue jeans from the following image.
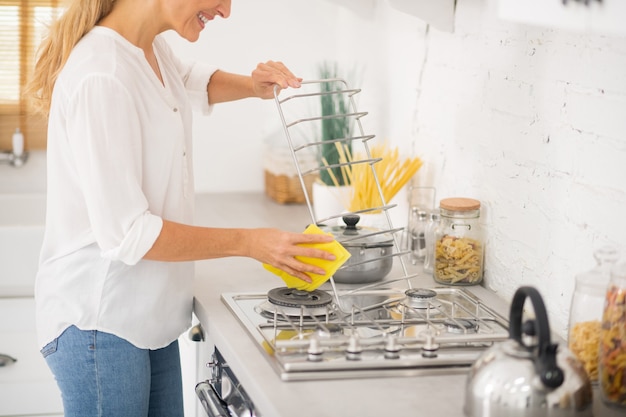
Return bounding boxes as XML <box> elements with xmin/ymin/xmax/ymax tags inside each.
<box><xmin>41</xmin><ymin>325</ymin><xmax>184</xmax><ymax>417</ymax></box>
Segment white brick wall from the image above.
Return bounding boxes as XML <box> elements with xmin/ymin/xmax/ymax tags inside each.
<box><xmin>378</xmin><ymin>0</ymin><xmax>626</xmax><ymax>338</ymax></box>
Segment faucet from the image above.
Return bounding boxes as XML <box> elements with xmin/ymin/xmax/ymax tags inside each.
<box><xmin>0</xmin><ymin>150</ymin><xmax>29</xmax><ymax>167</ymax></box>
<box><xmin>1</xmin><ymin>128</ymin><xmax>28</xmax><ymax>167</ymax></box>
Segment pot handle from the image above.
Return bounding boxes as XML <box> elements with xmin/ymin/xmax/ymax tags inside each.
<box><xmin>508</xmin><ymin>286</ymin><xmax>564</xmax><ymax>389</ymax></box>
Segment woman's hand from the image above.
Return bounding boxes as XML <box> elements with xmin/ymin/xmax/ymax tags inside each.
<box><xmin>246</xmin><ymin>228</ymin><xmax>335</xmax><ymax>283</ymax></box>
<box><xmin>251</xmin><ymin>61</ymin><xmax>302</xmax><ymax>99</ymax></box>
<box><xmin>207</xmin><ymin>61</ymin><xmax>301</xmax><ymax>103</ymax></box>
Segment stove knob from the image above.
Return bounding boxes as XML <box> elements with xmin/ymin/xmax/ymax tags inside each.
<box><xmin>307</xmin><ymin>337</ymin><xmax>324</xmax><ymax>362</ymax></box>
<box><xmin>421</xmin><ymin>330</ymin><xmax>439</xmax><ymax>358</ymax></box>
<box><xmin>346</xmin><ymin>335</ymin><xmax>362</xmax><ymax>361</ymax></box>
<box><xmin>384</xmin><ymin>336</ymin><xmax>400</xmax><ymax>360</ymax></box>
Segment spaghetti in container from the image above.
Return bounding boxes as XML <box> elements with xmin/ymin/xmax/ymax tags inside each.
<box><xmin>599</xmin><ymin>255</ymin><xmax>626</xmax><ymax>410</ymax></box>
<box><xmin>433</xmin><ymin>198</ymin><xmax>484</xmax><ymax>286</ymax></box>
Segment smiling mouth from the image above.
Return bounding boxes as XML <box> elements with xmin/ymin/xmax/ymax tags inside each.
<box><xmin>197</xmin><ymin>12</ymin><xmax>211</xmax><ymax>27</ymax></box>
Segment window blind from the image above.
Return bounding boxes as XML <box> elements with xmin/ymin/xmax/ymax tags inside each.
<box><xmin>0</xmin><ymin>0</ymin><xmax>63</xmax><ymax>151</ymax></box>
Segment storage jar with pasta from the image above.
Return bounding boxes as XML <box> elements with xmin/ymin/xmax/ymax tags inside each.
<box><xmin>599</xmin><ymin>254</ymin><xmax>626</xmax><ymax>410</ymax></box>
<box><xmin>433</xmin><ymin>198</ymin><xmax>484</xmax><ymax>286</ymax></box>
<box><xmin>568</xmin><ymin>245</ymin><xmax>618</xmax><ymax>384</ymax></box>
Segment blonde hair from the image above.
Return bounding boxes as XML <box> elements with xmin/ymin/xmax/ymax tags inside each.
<box><xmin>25</xmin><ymin>0</ymin><xmax>115</xmax><ymax>116</ymax></box>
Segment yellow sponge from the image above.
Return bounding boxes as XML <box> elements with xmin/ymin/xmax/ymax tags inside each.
<box><xmin>262</xmin><ymin>224</ymin><xmax>351</xmax><ymax>292</ymax></box>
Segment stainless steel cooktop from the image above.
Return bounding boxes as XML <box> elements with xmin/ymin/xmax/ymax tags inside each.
<box><xmin>222</xmin><ymin>285</ymin><xmax>510</xmax><ymax>381</ymax></box>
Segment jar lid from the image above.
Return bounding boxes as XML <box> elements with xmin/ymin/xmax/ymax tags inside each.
<box><xmin>440</xmin><ymin>197</ymin><xmax>480</xmax><ymax>211</ymax></box>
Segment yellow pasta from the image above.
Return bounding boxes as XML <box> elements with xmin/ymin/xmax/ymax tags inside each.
<box><xmin>434</xmin><ymin>235</ymin><xmax>483</xmax><ymax>284</ymax></box>
<box><xmin>569</xmin><ymin>320</ymin><xmax>602</xmax><ymax>381</ymax></box>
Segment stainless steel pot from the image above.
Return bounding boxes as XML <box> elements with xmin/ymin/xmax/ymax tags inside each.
<box><xmin>320</xmin><ymin>214</ymin><xmax>394</xmax><ymax>284</ymax></box>
<box><xmin>464</xmin><ymin>286</ymin><xmax>593</xmax><ymax>417</ymax></box>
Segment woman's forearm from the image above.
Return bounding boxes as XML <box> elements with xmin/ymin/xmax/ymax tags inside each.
<box><xmin>143</xmin><ymin>220</ymin><xmax>336</xmax><ymax>282</ymax></box>
<box><xmin>207</xmin><ymin>70</ymin><xmax>255</xmax><ymax>104</ymax></box>
<box><xmin>144</xmin><ymin>220</ymin><xmax>251</xmax><ymax>262</ymax></box>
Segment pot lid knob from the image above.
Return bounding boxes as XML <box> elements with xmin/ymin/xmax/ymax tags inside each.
<box><xmin>342</xmin><ymin>214</ymin><xmax>361</xmax><ymax>236</ymax></box>
<box><xmin>342</xmin><ymin>214</ymin><xmax>360</xmax><ymax>229</ymax></box>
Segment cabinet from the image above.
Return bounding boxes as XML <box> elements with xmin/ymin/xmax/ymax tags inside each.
<box><xmin>0</xmin><ymin>298</ymin><xmax>63</xmax><ymax>416</ymax></box>
<box><xmin>498</xmin><ymin>0</ymin><xmax>626</xmax><ymax>37</ymax></box>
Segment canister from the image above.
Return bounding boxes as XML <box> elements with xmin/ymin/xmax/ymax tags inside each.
<box><xmin>599</xmin><ymin>254</ymin><xmax>626</xmax><ymax>410</ymax></box>
<box><xmin>423</xmin><ymin>210</ymin><xmax>440</xmax><ymax>274</ymax></box>
<box><xmin>433</xmin><ymin>197</ymin><xmax>483</xmax><ymax>286</ymax></box>
<box><xmin>568</xmin><ymin>245</ymin><xmax>619</xmax><ymax>383</ymax></box>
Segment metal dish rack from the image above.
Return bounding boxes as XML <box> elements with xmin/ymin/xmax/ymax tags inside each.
<box><xmin>273</xmin><ymin>79</ymin><xmax>417</xmax><ymax>308</ymax></box>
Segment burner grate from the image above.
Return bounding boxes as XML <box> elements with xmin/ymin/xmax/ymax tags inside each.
<box><xmin>267</xmin><ymin>287</ymin><xmax>333</xmax><ymax>308</ymax></box>
<box><xmin>222</xmin><ymin>287</ymin><xmax>510</xmax><ymax>381</ymax></box>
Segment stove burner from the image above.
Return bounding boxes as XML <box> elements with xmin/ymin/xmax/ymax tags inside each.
<box><xmin>444</xmin><ymin>318</ymin><xmax>479</xmax><ymax>334</ymax></box>
<box><xmin>405</xmin><ymin>288</ymin><xmax>438</xmax><ymax>309</ymax></box>
<box><xmin>255</xmin><ymin>287</ymin><xmax>335</xmax><ymax>319</ymax></box>
<box><xmin>267</xmin><ymin>287</ymin><xmax>333</xmax><ymax>309</ymax></box>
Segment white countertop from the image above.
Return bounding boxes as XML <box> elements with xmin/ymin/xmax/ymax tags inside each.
<box><xmin>191</xmin><ymin>192</ymin><xmax>618</xmax><ymax>417</ymax></box>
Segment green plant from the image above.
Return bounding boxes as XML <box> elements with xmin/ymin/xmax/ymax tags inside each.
<box><xmin>318</xmin><ymin>62</ymin><xmax>353</xmax><ymax>186</ymax></box>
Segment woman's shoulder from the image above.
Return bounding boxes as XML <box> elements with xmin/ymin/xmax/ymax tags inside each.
<box><xmin>59</xmin><ymin>27</ymin><xmax>146</xmax><ymax>88</ymax></box>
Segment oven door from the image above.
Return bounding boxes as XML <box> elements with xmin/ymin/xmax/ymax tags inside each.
<box><xmin>193</xmin><ymin>326</ymin><xmax>259</xmax><ymax>417</ymax></box>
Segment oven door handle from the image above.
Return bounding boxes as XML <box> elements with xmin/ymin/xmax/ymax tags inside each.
<box><xmin>195</xmin><ymin>381</ymin><xmax>231</xmax><ymax>417</ymax></box>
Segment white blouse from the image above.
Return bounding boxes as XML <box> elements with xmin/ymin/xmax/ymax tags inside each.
<box><xmin>36</xmin><ymin>26</ymin><xmax>218</xmax><ymax>350</ymax></box>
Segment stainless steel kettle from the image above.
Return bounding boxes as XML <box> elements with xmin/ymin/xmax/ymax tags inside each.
<box><xmin>464</xmin><ymin>286</ymin><xmax>593</xmax><ymax>417</ymax></box>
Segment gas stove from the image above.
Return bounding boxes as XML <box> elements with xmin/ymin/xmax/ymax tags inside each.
<box><xmin>221</xmin><ymin>284</ymin><xmax>510</xmax><ymax>381</ymax></box>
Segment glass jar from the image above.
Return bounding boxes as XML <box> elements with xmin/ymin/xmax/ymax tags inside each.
<box><xmin>408</xmin><ymin>208</ymin><xmax>428</xmax><ymax>265</ymax></box>
<box><xmin>423</xmin><ymin>210</ymin><xmax>440</xmax><ymax>274</ymax></box>
<box><xmin>433</xmin><ymin>198</ymin><xmax>484</xmax><ymax>286</ymax></box>
<box><xmin>568</xmin><ymin>246</ymin><xmax>619</xmax><ymax>383</ymax></box>
<box><xmin>599</xmin><ymin>254</ymin><xmax>626</xmax><ymax>409</ymax></box>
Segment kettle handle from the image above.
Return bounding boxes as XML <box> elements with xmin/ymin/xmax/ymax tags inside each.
<box><xmin>509</xmin><ymin>286</ymin><xmax>564</xmax><ymax>389</ymax></box>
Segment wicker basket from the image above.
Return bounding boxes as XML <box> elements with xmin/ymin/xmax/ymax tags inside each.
<box><xmin>264</xmin><ymin>171</ymin><xmax>317</xmax><ymax>204</ymax></box>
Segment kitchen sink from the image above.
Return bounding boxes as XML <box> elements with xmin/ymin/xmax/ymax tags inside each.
<box><xmin>0</xmin><ymin>193</ymin><xmax>45</xmax><ymax>297</ymax></box>
<box><xmin>0</xmin><ymin>151</ymin><xmax>46</xmax><ymax>297</ymax></box>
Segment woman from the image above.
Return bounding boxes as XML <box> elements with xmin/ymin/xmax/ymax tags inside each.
<box><xmin>26</xmin><ymin>0</ymin><xmax>335</xmax><ymax>416</ymax></box>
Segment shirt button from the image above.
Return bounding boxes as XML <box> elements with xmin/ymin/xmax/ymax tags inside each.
<box><xmin>173</xmin><ymin>107</ymin><xmax>178</xmax><ymax>112</ymax></box>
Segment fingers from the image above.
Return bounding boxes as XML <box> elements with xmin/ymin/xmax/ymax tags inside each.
<box><xmin>293</xmin><ymin>231</ymin><xmax>334</xmax><ymax>246</ymax></box>
<box><xmin>276</xmin><ymin>263</ymin><xmax>313</xmax><ymax>283</ymax></box>
<box><xmin>253</xmin><ymin>229</ymin><xmax>338</xmax><ymax>284</ymax></box>
<box><xmin>256</xmin><ymin>60</ymin><xmax>301</xmax><ymax>88</ymax></box>
<box><xmin>281</xmin><ymin>235</ymin><xmax>337</xmax><ymax>278</ymax></box>
<box><xmin>251</xmin><ymin>61</ymin><xmax>302</xmax><ymax>98</ymax></box>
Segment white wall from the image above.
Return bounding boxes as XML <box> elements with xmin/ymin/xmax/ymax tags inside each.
<box><xmin>170</xmin><ymin>0</ymin><xmax>626</xmax><ymax>339</ymax></box>
<box><xmin>381</xmin><ymin>0</ymin><xmax>626</xmax><ymax>339</ymax></box>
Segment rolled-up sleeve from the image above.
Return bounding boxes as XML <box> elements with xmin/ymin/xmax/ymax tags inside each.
<box><xmin>101</xmin><ymin>212</ymin><xmax>163</xmax><ymax>265</ymax></box>
<box><xmin>185</xmin><ymin>62</ymin><xmax>219</xmax><ymax>115</ymax></box>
